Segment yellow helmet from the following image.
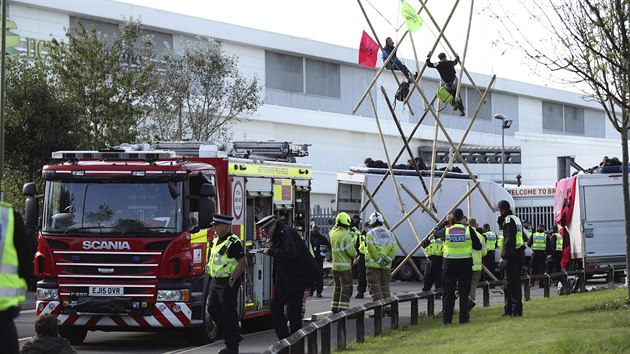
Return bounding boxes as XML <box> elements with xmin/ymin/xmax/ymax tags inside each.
<box><xmin>335</xmin><ymin>212</ymin><xmax>351</xmax><ymax>226</ymax></box>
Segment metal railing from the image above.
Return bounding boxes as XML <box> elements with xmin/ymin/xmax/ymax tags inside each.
<box><xmin>263</xmin><ymin>267</ymin><xmax>617</xmax><ymax>354</ymax></box>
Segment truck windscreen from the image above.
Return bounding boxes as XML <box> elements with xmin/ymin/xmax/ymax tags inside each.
<box><xmin>42</xmin><ymin>180</ymin><xmax>183</xmax><ymax>236</ymax></box>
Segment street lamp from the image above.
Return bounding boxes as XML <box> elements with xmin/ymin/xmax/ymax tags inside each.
<box><xmin>494</xmin><ymin>113</ymin><xmax>513</xmax><ymax>187</ymax></box>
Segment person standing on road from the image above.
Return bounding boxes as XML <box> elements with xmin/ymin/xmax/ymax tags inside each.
<box><xmin>0</xmin><ymin>203</ymin><xmax>33</xmax><ymax>354</ymax></box>
<box><xmin>258</xmin><ymin>215</ymin><xmax>311</xmax><ymax>339</ymax></box>
<box><xmin>351</xmin><ymin>215</ymin><xmax>367</xmax><ymax>299</ymax></box>
<box><xmin>420</xmin><ymin>219</ymin><xmax>446</xmax><ymax>293</ymax></box>
<box><xmin>438</xmin><ymin>209</ymin><xmax>481</xmax><ymax>324</ymax></box>
<box><xmin>207</xmin><ymin>214</ymin><xmax>247</xmax><ymax>354</ymax></box>
<box><xmin>309</xmin><ymin>224</ymin><xmax>331</xmax><ymax>298</ymax></box>
<box><xmin>527</xmin><ymin>224</ymin><xmax>548</xmax><ymax>288</ymax></box>
<box><xmin>468</xmin><ymin>218</ymin><xmax>486</xmax><ymax>310</ymax></box>
<box><xmin>498</xmin><ymin>200</ymin><xmax>525</xmax><ymax>317</ymax></box>
<box><xmin>20</xmin><ymin>313</ymin><xmax>76</xmax><ymax>354</ymax></box>
<box><xmin>364</xmin><ymin>212</ymin><xmax>398</xmax><ymax>309</ymax></box>
<box><xmin>482</xmin><ymin>223</ymin><xmax>498</xmax><ymax>280</ymax></box>
<box><xmin>330</xmin><ymin>212</ymin><xmax>357</xmax><ymax>313</ymax></box>
<box><xmin>549</xmin><ymin>225</ymin><xmax>563</xmax><ymax>273</ymax></box>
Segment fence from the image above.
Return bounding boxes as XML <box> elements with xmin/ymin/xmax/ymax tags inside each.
<box><xmin>311</xmin><ymin>207</ymin><xmax>336</xmax><ymax>235</ymax></box>
<box><xmin>515</xmin><ymin>205</ymin><xmax>554</xmax><ymax>230</ymax></box>
<box><xmin>263</xmin><ymin>267</ymin><xmax>618</xmax><ymax>354</ymax></box>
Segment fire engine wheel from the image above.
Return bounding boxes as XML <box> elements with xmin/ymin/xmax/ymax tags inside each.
<box><xmin>59</xmin><ymin>327</ymin><xmax>88</xmax><ymax>345</ymax></box>
<box><xmin>396</xmin><ymin>263</ymin><xmax>416</xmax><ymax>282</ymax></box>
<box><xmin>187</xmin><ymin>287</ymin><xmax>218</xmax><ymax>345</ymax></box>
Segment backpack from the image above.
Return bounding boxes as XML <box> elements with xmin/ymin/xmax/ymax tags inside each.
<box><xmin>395</xmin><ymin>81</ymin><xmax>410</xmax><ymax>102</ymax></box>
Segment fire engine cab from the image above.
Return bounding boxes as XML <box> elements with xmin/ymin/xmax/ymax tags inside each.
<box><xmin>24</xmin><ymin>141</ymin><xmax>312</xmax><ymax>344</ymax></box>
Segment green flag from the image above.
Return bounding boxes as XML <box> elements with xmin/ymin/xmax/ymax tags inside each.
<box><xmin>401</xmin><ymin>0</ymin><xmax>423</xmax><ymax>32</ymax></box>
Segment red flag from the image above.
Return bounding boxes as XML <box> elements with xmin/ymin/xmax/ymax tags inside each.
<box><xmin>358</xmin><ymin>31</ymin><xmax>379</xmax><ymax>68</ymax></box>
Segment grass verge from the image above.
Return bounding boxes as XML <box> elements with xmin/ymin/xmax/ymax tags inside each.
<box><xmin>344</xmin><ymin>288</ymin><xmax>630</xmax><ymax>353</ymax></box>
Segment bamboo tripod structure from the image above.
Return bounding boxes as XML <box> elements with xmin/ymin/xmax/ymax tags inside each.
<box><xmin>355</xmin><ymin>0</ymin><xmax>499</xmax><ymax>282</ymax></box>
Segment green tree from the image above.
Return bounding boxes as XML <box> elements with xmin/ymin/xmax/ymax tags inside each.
<box><xmin>145</xmin><ymin>38</ymin><xmax>262</xmax><ymax>142</ymax></box>
<box><xmin>47</xmin><ymin>18</ymin><xmax>157</xmax><ymax>149</ymax></box>
<box><xmin>3</xmin><ymin>57</ymin><xmax>79</xmax><ymax>208</ymax></box>
<box><xmin>490</xmin><ymin>0</ymin><xmax>630</xmax><ymax>300</ymax></box>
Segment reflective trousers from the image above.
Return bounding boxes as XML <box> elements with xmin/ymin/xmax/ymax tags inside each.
<box><xmin>331</xmin><ymin>270</ymin><xmax>353</xmax><ymax>313</ymax></box>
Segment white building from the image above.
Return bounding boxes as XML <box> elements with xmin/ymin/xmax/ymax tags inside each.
<box><xmin>9</xmin><ymin>0</ymin><xmax>622</xmax><ymax>211</ymax></box>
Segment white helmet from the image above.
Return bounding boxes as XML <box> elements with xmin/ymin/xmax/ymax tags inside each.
<box><xmin>368</xmin><ymin>212</ymin><xmax>384</xmax><ymax>226</ymax></box>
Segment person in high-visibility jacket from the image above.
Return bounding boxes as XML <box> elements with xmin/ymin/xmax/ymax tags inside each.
<box><xmin>364</xmin><ymin>212</ymin><xmax>398</xmax><ymax>306</ymax></box>
<box><xmin>468</xmin><ymin>218</ymin><xmax>487</xmax><ymax>310</ymax></box>
<box><xmin>420</xmin><ymin>220</ymin><xmax>446</xmax><ymax>293</ymax></box>
<box><xmin>498</xmin><ymin>200</ymin><xmax>525</xmax><ymax>317</ymax></box>
<box><xmin>350</xmin><ymin>215</ymin><xmax>367</xmax><ymax>299</ymax></box>
<box><xmin>482</xmin><ymin>223</ymin><xmax>498</xmax><ymax>280</ymax></box>
<box><xmin>0</xmin><ymin>203</ymin><xmax>33</xmax><ymax>354</ymax></box>
<box><xmin>437</xmin><ymin>208</ymin><xmax>482</xmax><ymax>324</ymax></box>
<box><xmin>549</xmin><ymin>225</ymin><xmax>564</xmax><ymax>273</ymax></box>
<box><xmin>527</xmin><ymin>224</ymin><xmax>548</xmax><ymax>287</ymax></box>
<box><xmin>207</xmin><ymin>214</ymin><xmax>247</xmax><ymax>354</ymax></box>
<box><xmin>330</xmin><ymin>212</ymin><xmax>357</xmax><ymax>313</ymax></box>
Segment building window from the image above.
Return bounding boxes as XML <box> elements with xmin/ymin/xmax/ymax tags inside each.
<box><xmin>266</xmin><ymin>51</ymin><xmax>340</xmax><ymax>98</ymax></box>
<box><xmin>542</xmin><ymin>101</ymin><xmax>584</xmax><ymax>134</ymax></box>
<box><xmin>465</xmin><ymin>87</ymin><xmax>491</xmax><ymax>119</ymax></box>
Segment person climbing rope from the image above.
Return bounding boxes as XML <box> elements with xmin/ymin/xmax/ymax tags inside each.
<box><xmin>382</xmin><ymin>37</ymin><xmax>416</xmax><ymax>82</ymax></box>
<box><xmin>426</xmin><ymin>51</ymin><xmax>466</xmax><ymax>116</ymax></box>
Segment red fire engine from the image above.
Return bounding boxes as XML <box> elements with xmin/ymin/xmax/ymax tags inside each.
<box><xmin>24</xmin><ymin>141</ymin><xmax>312</xmax><ymax>344</ymax></box>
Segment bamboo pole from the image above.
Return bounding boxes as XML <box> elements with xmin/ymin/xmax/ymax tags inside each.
<box><xmin>454</xmin><ymin>0</ymin><xmax>475</xmax><ymax>103</ymax></box>
<box><xmin>400</xmin><ymin>183</ymin><xmax>439</xmax><ymax>222</ymax></box>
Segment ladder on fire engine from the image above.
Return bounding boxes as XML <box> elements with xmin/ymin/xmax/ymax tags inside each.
<box><xmin>155</xmin><ymin>141</ymin><xmax>310</xmax><ymax>162</ymax></box>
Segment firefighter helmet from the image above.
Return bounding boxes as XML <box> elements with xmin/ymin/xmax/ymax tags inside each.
<box><xmin>369</xmin><ymin>212</ymin><xmax>384</xmax><ymax>226</ymax></box>
<box><xmin>335</xmin><ymin>212</ymin><xmax>351</xmax><ymax>226</ymax></box>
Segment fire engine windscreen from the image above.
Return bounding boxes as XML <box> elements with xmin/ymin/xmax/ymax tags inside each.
<box><xmin>42</xmin><ymin>180</ymin><xmax>183</xmax><ymax>235</ymax></box>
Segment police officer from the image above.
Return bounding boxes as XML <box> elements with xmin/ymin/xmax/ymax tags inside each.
<box><xmin>482</xmin><ymin>223</ymin><xmax>498</xmax><ymax>280</ymax></box>
<box><xmin>498</xmin><ymin>200</ymin><xmax>525</xmax><ymax>317</ymax></box>
<box><xmin>364</xmin><ymin>212</ymin><xmax>397</xmax><ymax>307</ymax></box>
<box><xmin>329</xmin><ymin>212</ymin><xmax>357</xmax><ymax>313</ymax></box>
<box><xmin>207</xmin><ymin>214</ymin><xmax>246</xmax><ymax>354</ymax></box>
<box><xmin>309</xmin><ymin>224</ymin><xmax>331</xmax><ymax>297</ymax></box>
<box><xmin>549</xmin><ymin>225</ymin><xmax>563</xmax><ymax>273</ymax></box>
<box><xmin>350</xmin><ymin>215</ymin><xmax>367</xmax><ymax>299</ymax></box>
<box><xmin>420</xmin><ymin>222</ymin><xmax>444</xmax><ymax>293</ymax></box>
<box><xmin>0</xmin><ymin>203</ymin><xmax>33</xmax><ymax>354</ymax></box>
<box><xmin>468</xmin><ymin>218</ymin><xmax>486</xmax><ymax>310</ymax></box>
<box><xmin>527</xmin><ymin>224</ymin><xmax>548</xmax><ymax>287</ymax></box>
<box><xmin>438</xmin><ymin>209</ymin><xmax>481</xmax><ymax>324</ymax></box>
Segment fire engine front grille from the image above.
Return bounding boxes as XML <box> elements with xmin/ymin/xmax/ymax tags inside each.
<box><xmin>61</xmin><ymin>265</ymin><xmax>154</xmax><ymax>275</ymax></box>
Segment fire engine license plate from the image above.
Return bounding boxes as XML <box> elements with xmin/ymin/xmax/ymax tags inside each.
<box><xmin>89</xmin><ymin>286</ymin><xmax>124</xmax><ymax>296</ymax></box>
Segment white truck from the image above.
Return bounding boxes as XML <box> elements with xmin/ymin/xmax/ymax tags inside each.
<box><xmin>336</xmin><ymin>167</ymin><xmax>514</xmax><ymax>280</ymax></box>
<box><xmin>555</xmin><ymin>172</ymin><xmax>628</xmax><ymax>271</ymax></box>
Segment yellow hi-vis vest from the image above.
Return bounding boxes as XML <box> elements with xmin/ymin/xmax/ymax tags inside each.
<box><xmin>444</xmin><ymin>223</ymin><xmax>472</xmax><ymax>259</ymax></box>
<box><xmin>484</xmin><ymin>231</ymin><xmax>497</xmax><ymax>251</ymax></box>
<box><xmin>532</xmin><ymin>232</ymin><xmax>547</xmax><ymax>251</ymax></box>
<box><xmin>208</xmin><ymin>234</ymin><xmax>240</xmax><ymax>278</ymax></box>
<box><xmin>0</xmin><ymin>203</ymin><xmax>26</xmax><ymax>311</ymax></box>
<box><xmin>554</xmin><ymin>233</ymin><xmax>563</xmax><ymax>251</ymax></box>
<box><xmin>423</xmin><ymin>238</ymin><xmax>443</xmax><ymax>257</ymax></box>
<box><xmin>472</xmin><ymin>229</ymin><xmax>486</xmax><ymax>271</ymax></box>
<box><xmin>498</xmin><ymin>234</ymin><xmax>504</xmax><ymax>254</ymax></box>
<box><xmin>364</xmin><ymin>226</ymin><xmax>397</xmax><ymax>269</ymax></box>
<box><xmin>505</xmin><ymin>215</ymin><xmax>524</xmax><ymax>248</ymax></box>
<box><xmin>330</xmin><ymin>226</ymin><xmax>357</xmax><ymax>271</ymax></box>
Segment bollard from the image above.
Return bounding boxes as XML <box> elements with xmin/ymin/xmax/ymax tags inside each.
<box><xmin>373</xmin><ymin>305</ymin><xmax>383</xmax><ymax>337</ymax></box>
<box><xmin>578</xmin><ymin>271</ymin><xmax>586</xmax><ymax>293</ymax></box>
<box><xmin>427</xmin><ymin>294</ymin><xmax>435</xmax><ymax>316</ymax></box>
<box><xmin>356</xmin><ymin>310</ymin><xmax>365</xmax><ymax>344</ymax></box>
<box><xmin>321</xmin><ymin>321</ymin><xmax>331</xmax><ymax>354</ymax></box>
<box><xmin>523</xmin><ymin>276</ymin><xmax>531</xmax><ymax>301</ymax></box>
<box><xmin>337</xmin><ymin>316</ymin><xmax>347</xmax><ymax>351</ymax></box>
<box><xmin>482</xmin><ymin>282</ymin><xmax>490</xmax><ymax>307</ymax></box>
<box><xmin>390</xmin><ymin>300</ymin><xmax>399</xmax><ymax>330</ymax></box>
<box><xmin>607</xmin><ymin>267</ymin><xmax>615</xmax><ymax>290</ymax></box>
<box><xmin>411</xmin><ymin>297</ymin><xmax>419</xmax><ymax>325</ymax></box>
<box><xmin>543</xmin><ymin>275</ymin><xmax>550</xmax><ymax>298</ymax></box>
<box><xmin>307</xmin><ymin>330</ymin><xmax>318</xmax><ymax>354</ymax></box>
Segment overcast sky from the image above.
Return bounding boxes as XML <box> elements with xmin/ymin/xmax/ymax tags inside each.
<box><xmin>118</xmin><ymin>0</ymin><xmax>576</xmax><ymax>92</ymax></box>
